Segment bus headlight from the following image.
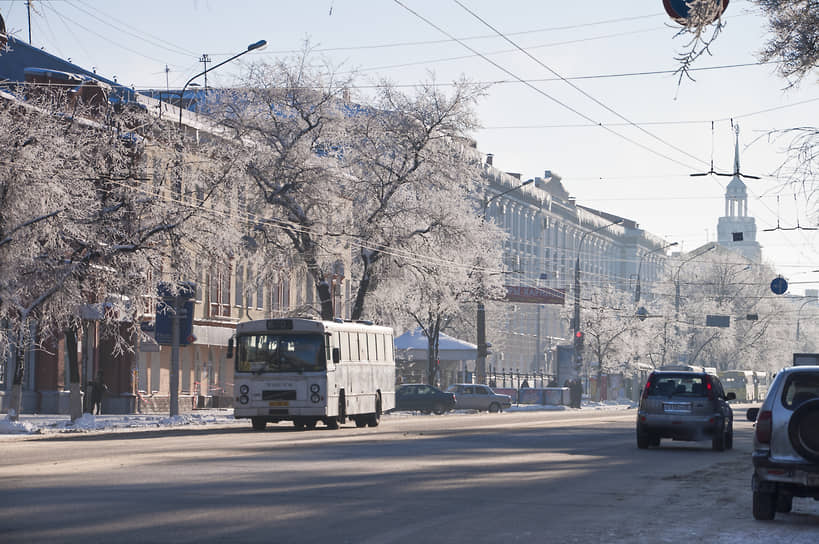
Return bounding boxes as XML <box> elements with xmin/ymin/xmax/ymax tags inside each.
<box><xmin>239</xmin><ymin>395</ymin><xmax>249</xmax><ymax>405</ymax></box>
<box><xmin>311</xmin><ymin>393</ymin><xmax>321</xmax><ymax>403</ymax></box>
<box><xmin>239</xmin><ymin>384</ymin><xmax>249</xmax><ymax>395</ymax></box>
<box><xmin>310</xmin><ymin>384</ymin><xmax>320</xmax><ymax>393</ymax></box>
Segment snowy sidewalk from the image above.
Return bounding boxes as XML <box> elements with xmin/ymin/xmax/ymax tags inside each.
<box><xmin>0</xmin><ymin>399</ymin><xmax>642</xmax><ymax>436</ymax></box>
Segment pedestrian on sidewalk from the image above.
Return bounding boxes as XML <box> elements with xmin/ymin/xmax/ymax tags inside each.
<box><xmin>570</xmin><ymin>378</ymin><xmax>582</xmax><ymax>408</ymax></box>
<box><xmin>87</xmin><ymin>371</ymin><xmax>108</xmax><ymax>415</ymax></box>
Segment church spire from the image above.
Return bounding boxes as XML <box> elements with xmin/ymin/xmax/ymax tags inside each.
<box><xmin>733</xmin><ymin>123</ymin><xmax>740</xmax><ymax>176</ymax></box>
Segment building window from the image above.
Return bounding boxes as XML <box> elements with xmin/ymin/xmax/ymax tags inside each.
<box><xmin>208</xmin><ymin>266</ymin><xmax>232</xmax><ymax>318</ymax></box>
<box><xmin>732</xmin><ymin>232</ymin><xmax>743</xmax><ymax>241</ymax></box>
<box><xmin>235</xmin><ymin>264</ymin><xmax>244</xmax><ymax>307</ymax></box>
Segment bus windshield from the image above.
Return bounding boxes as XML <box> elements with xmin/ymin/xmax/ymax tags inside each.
<box><xmin>236</xmin><ymin>333</ymin><xmax>327</xmax><ymax>374</ymax></box>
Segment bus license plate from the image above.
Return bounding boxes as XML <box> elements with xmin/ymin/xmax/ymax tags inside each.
<box><xmin>269</xmin><ymin>401</ymin><xmax>289</xmax><ymax>407</ymax></box>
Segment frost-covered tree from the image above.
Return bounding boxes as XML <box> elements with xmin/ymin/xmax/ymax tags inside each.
<box><xmin>208</xmin><ymin>47</ymin><xmax>488</xmax><ymax>322</ymax></box>
<box><xmin>563</xmin><ymin>284</ymin><xmax>640</xmax><ymax>400</ymax></box>
<box><xmin>642</xmin><ymin>250</ymin><xmax>795</xmax><ymax>374</ymax></box>
<box><xmin>368</xmin><ymin>180</ymin><xmax>505</xmax><ymax>385</ymax></box>
<box><xmin>0</xmin><ymin>88</ymin><xmax>242</xmax><ymax>419</ymax></box>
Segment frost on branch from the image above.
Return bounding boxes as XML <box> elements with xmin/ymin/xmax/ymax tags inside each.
<box><xmin>671</xmin><ymin>0</ymin><xmax>729</xmax><ymax>85</ymax></box>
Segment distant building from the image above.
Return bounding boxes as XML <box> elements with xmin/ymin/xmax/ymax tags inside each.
<box><xmin>479</xmin><ymin>157</ymin><xmax>673</xmax><ymax>379</ymax></box>
<box><xmin>716</xmin><ymin>126</ymin><xmax>762</xmax><ymax>263</ymax></box>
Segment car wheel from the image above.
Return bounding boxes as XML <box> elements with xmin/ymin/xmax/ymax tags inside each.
<box><xmin>433</xmin><ymin>404</ymin><xmax>447</xmax><ymax>415</ymax></box>
<box><xmin>725</xmin><ymin>425</ymin><xmax>734</xmax><ymax>450</ymax></box>
<box><xmin>421</xmin><ymin>409</ymin><xmax>431</xmax><ymax>415</ymax></box>
<box><xmin>753</xmin><ymin>490</ymin><xmax>776</xmax><ymax>520</ymax></box>
<box><xmin>712</xmin><ymin>425</ymin><xmax>726</xmax><ymax>451</ymax></box>
<box><xmin>788</xmin><ymin>398</ymin><xmax>819</xmax><ymax>463</ymax></box>
<box><xmin>776</xmin><ymin>494</ymin><xmax>793</xmax><ymax>513</ymax></box>
<box><xmin>637</xmin><ymin>431</ymin><xmax>650</xmax><ymax>449</ymax></box>
<box><xmin>251</xmin><ymin>417</ymin><xmax>267</xmax><ymax>431</ymax></box>
<box><xmin>488</xmin><ymin>403</ymin><xmax>501</xmax><ymax>413</ymax></box>
<box><xmin>354</xmin><ymin>417</ymin><xmax>367</xmax><ymax>428</ymax></box>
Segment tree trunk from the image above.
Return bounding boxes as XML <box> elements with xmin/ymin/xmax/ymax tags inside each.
<box><xmin>426</xmin><ymin>317</ymin><xmax>441</xmax><ymax>386</ymax></box>
<box><xmin>316</xmin><ymin>279</ymin><xmax>334</xmax><ymax>321</ymax></box>
<box><xmin>350</xmin><ymin>254</ymin><xmax>372</xmax><ymax>321</ymax></box>
<box><xmin>8</xmin><ymin>331</ymin><xmax>27</xmax><ymax>421</ymax></box>
<box><xmin>65</xmin><ymin>327</ymin><xmax>83</xmax><ymax>421</ymax></box>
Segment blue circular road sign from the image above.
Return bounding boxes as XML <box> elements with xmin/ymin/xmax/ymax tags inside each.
<box><xmin>770</xmin><ymin>276</ymin><xmax>788</xmax><ymax>295</ymax></box>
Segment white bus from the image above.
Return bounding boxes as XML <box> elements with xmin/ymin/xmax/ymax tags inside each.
<box><xmin>229</xmin><ymin>317</ymin><xmax>396</xmax><ymax>430</ymax></box>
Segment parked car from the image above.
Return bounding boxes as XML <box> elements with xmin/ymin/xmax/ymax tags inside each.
<box><xmin>636</xmin><ymin>370</ymin><xmax>735</xmax><ymax>450</ymax></box>
<box><xmin>746</xmin><ymin>365</ymin><xmax>819</xmax><ymax>520</ymax></box>
<box><xmin>395</xmin><ymin>384</ymin><xmax>456</xmax><ymax>415</ymax></box>
<box><xmin>446</xmin><ymin>383</ymin><xmax>512</xmax><ymax>412</ymax></box>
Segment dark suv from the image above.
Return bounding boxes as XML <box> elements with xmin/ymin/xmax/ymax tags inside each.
<box><xmin>747</xmin><ymin>365</ymin><xmax>819</xmax><ymax>520</ymax></box>
<box><xmin>636</xmin><ymin>370</ymin><xmax>735</xmax><ymax>450</ymax></box>
<box><xmin>395</xmin><ymin>384</ymin><xmax>456</xmax><ymax>415</ymax></box>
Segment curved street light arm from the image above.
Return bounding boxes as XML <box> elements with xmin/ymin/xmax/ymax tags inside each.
<box><xmin>178</xmin><ymin>39</ymin><xmax>267</xmax><ymax>130</ymax></box>
<box><xmin>483</xmin><ymin>178</ymin><xmax>534</xmax><ymax>218</ymax></box>
<box><xmin>636</xmin><ymin>241</ymin><xmax>678</xmax><ymax>303</ymax></box>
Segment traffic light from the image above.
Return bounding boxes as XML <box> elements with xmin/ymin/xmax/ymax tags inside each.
<box><xmin>574</xmin><ymin>330</ymin><xmax>584</xmax><ymax>354</ymax></box>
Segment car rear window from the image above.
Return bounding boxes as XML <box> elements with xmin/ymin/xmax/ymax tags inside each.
<box><xmin>782</xmin><ymin>372</ymin><xmax>819</xmax><ymax>410</ymax></box>
<box><xmin>646</xmin><ymin>374</ymin><xmax>707</xmax><ymax>397</ymax></box>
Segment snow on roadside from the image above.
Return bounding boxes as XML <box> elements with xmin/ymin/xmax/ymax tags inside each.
<box><xmin>1</xmin><ymin>409</ymin><xmax>240</xmax><ymax>435</ymax></box>
<box><xmin>0</xmin><ymin>400</ymin><xmax>641</xmax><ymax>436</ymax></box>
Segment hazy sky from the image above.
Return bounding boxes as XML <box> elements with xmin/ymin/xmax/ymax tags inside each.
<box><xmin>2</xmin><ymin>0</ymin><xmax>818</xmax><ymax>293</ymax></box>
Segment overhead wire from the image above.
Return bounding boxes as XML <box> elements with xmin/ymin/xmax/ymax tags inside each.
<box><xmin>391</xmin><ymin>0</ymin><xmax>701</xmax><ymax>173</ymax></box>
<box><xmin>441</xmin><ymin>1</ymin><xmax>814</xmax><ymax>280</ymax></box>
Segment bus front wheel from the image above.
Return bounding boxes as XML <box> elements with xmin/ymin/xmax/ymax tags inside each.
<box><xmin>251</xmin><ymin>417</ymin><xmax>267</xmax><ymax>431</ymax></box>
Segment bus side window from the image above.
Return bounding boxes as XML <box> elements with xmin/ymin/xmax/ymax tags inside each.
<box><xmin>360</xmin><ymin>332</ymin><xmax>369</xmax><ymax>360</ymax></box>
<box><xmin>367</xmin><ymin>333</ymin><xmax>377</xmax><ymax>362</ymax></box>
<box><xmin>348</xmin><ymin>332</ymin><xmax>358</xmax><ymax>362</ymax></box>
<box><xmin>338</xmin><ymin>332</ymin><xmax>347</xmax><ymax>362</ymax></box>
<box><xmin>387</xmin><ymin>337</ymin><xmax>394</xmax><ymax>361</ymax></box>
<box><xmin>376</xmin><ymin>334</ymin><xmax>385</xmax><ymax>362</ymax></box>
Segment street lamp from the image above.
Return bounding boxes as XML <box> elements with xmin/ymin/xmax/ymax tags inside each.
<box><xmin>168</xmin><ymin>39</ymin><xmax>266</xmax><ymax>417</ymax></box>
<box><xmin>572</xmin><ymin>219</ymin><xmax>623</xmax><ymax>374</ymax></box>
<box><xmin>635</xmin><ymin>241</ymin><xmax>678</xmax><ymax>303</ymax></box>
<box><xmin>796</xmin><ymin>296</ymin><xmax>817</xmax><ymax>342</ymax></box>
<box><xmin>674</xmin><ymin>245</ymin><xmax>715</xmax><ymax>317</ymax></box>
<box><xmin>178</xmin><ymin>39</ymin><xmax>267</xmax><ymax>130</ymax></box>
<box><xmin>476</xmin><ymin>178</ymin><xmax>534</xmax><ymax>385</ymax></box>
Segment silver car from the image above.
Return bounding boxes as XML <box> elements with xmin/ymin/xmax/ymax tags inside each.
<box><xmin>446</xmin><ymin>384</ymin><xmax>512</xmax><ymax>412</ymax></box>
<box><xmin>747</xmin><ymin>365</ymin><xmax>819</xmax><ymax>520</ymax></box>
<box><xmin>636</xmin><ymin>370</ymin><xmax>735</xmax><ymax>450</ymax></box>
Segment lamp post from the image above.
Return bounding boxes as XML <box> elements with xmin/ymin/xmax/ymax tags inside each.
<box><xmin>476</xmin><ymin>178</ymin><xmax>534</xmax><ymax>385</ymax></box>
<box><xmin>168</xmin><ymin>39</ymin><xmax>265</xmax><ymax>417</ymax></box>
<box><xmin>796</xmin><ymin>296</ymin><xmax>816</xmax><ymax>343</ymax></box>
<box><xmin>178</xmin><ymin>39</ymin><xmax>267</xmax><ymax>130</ymax></box>
<box><xmin>635</xmin><ymin>242</ymin><xmax>678</xmax><ymax>303</ymax></box>
<box><xmin>572</xmin><ymin>219</ymin><xmax>623</xmax><ymax>385</ymax></box>
<box><xmin>674</xmin><ymin>245</ymin><xmax>715</xmax><ymax>317</ymax></box>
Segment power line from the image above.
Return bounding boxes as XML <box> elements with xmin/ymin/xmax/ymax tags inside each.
<box><xmin>392</xmin><ymin>0</ymin><xmax>700</xmax><ymax>173</ymax></box>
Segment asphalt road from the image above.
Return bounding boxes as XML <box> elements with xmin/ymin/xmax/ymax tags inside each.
<box><xmin>1</xmin><ymin>408</ymin><xmax>818</xmax><ymax>543</ymax></box>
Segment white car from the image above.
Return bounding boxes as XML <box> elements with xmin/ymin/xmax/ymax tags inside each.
<box><xmin>446</xmin><ymin>384</ymin><xmax>512</xmax><ymax>413</ymax></box>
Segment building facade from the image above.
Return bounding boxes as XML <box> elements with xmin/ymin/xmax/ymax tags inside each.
<box><xmin>481</xmin><ymin>157</ymin><xmax>672</xmax><ymax>380</ymax></box>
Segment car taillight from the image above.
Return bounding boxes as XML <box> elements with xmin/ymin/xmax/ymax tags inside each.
<box><xmin>755</xmin><ymin>410</ymin><xmax>772</xmax><ymax>444</ymax></box>
<box><xmin>640</xmin><ymin>376</ymin><xmax>653</xmax><ymax>401</ymax></box>
<box><xmin>706</xmin><ymin>380</ymin><xmax>715</xmax><ymax>400</ymax></box>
